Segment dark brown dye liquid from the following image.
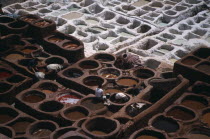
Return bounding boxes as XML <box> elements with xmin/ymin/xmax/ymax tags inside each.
<box><xmin>32</xmin><ymin>129</ymin><xmax>52</xmax><ymax>137</ymax></box>
<box><xmin>104</xmin><ymin>89</ymin><xmax>121</xmax><ymax>94</ymax></box>
<box><xmin>65</xmin><ymin>111</ymin><xmax>86</xmax><ymax>120</ymax></box>
<box><xmin>188</xmin><ymin>134</ymin><xmax>210</xmax><ymax>139</ymax></box>
<box><xmin>181</xmin><ymin>100</ymin><xmax>206</xmax><ymax>110</ymax></box>
<box><xmin>182</xmin><ymin>57</ymin><xmax>200</xmax><ymax>65</ymax></box>
<box><xmin>80</xmin><ymin>64</ymin><xmax>97</xmax><ymax>69</ymax></box>
<box><xmin>196</xmin><ymin>64</ymin><xmax>210</xmax><ymax>74</ymax></box>
<box><xmin>22</xmin><ymin>49</ymin><xmax>35</xmax><ymax>53</ymax></box>
<box><xmin>81</xmin><ymin>99</ymin><xmax>104</xmax><ymax>110</ymax></box>
<box><xmin>202</xmin><ymin>112</ymin><xmax>210</xmax><ymax>126</ymax></box>
<box><xmin>0</xmin><ymin>114</ymin><xmax>14</xmax><ymax>124</ymax></box>
<box><xmin>91</xmin><ymin>130</ymin><xmax>107</xmax><ymax>135</ymax></box>
<box><xmin>23</xmin><ymin>94</ymin><xmax>44</xmax><ymax>103</ymax></box>
<box><xmin>11</xmin><ymin>121</ymin><xmax>32</xmax><ymax>134</ymax></box>
<box><xmin>152</xmin><ymin>118</ymin><xmax>179</xmax><ymax>133</ymax></box>
<box><xmin>166</xmin><ymin>108</ymin><xmax>194</xmax><ymax>121</ymax></box>
<box><xmin>136</xmin><ymin>135</ymin><xmax>159</xmax><ymax>139</ymax></box>
<box><xmin>117</xmin><ymin>78</ymin><xmax>138</xmax><ymax>86</ymax></box>
<box><xmin>84</xmin><ymin>80</ymin><xmax>101</xmax><ymax>86</ymax></box>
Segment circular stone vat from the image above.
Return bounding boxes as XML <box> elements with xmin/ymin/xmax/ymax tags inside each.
<box><xmin>63</xmin><ymin>106</ymin><xmax>89</xmax><ymax>121</ymax></box>
<box><xmin>110</xmin><ymin>93</ymin><xmax>130</xmax><ymax>104</ymax></box>
<box><xmin>56</xmin><ymin>92</ymin><xmax>82</xmax><ymax>105</ymax></box>
<box><xmin>10</xmin><ymin>117</ymin><xmax>35</xmax><ymax>134</ymax></box>
<box><xmin>0</xmin><ymin>82</ymin><xmax>12</xmax><ymax>94</ymax></box>
<box><xmin>79</xmin><ymin>60</ymin><xmax>99</xmax><ymax>69</ymax></box>
<box><xmin>45</xmin><ymin>57</ymin><xmax>64</xmax><ymax>64</ymax></box>
<box><xmin>151</xmin><ymin>115</ymin><xmax>179</xmax><ymax>133</ymax></box>
<box><xmin>82</xmin><ymin>117</ymin><xmax>120</xmax><ymax>137</ymax></box>
<box><xmin>63</xmin><ymin>42</ymin><xmax>80</xmax><ymax>49</ymax></box>
<box><xmin>201</xmin><ymin>108</ymin><xmax>210</xmax><ymax>126</ymax></box>
<box><xmin>7</xmin><ymin>75</ymin><xmax>25</xmax><ymax>83</ymax></box>
<box><xmin>166</xmin><ymin>106</ymin><xmax>195</xmax><ymax>121</ymax></box>
<box><xmin>99</xmin><ymin>68</ymin><xmax>121</xmax><ymax>79</ymax></box>
<box><xmin>0</xmin><ymin>107</ymin><xmax>18</xmax><ymax>124</ymax></box>
<box><xmin>0</xmin><ymin>126</ymin><xmax>14</xmax><ymax>138</ymax></box>
<box><xmin>64</xmin><ymin>68</ymin><xmax>84</xmax><ymax>78</ymax></box>
<box><xmin>0</xmin><ymin>68</ymin><xmax>12</xmax><ymax>79</ymax></box>
<box><xmin>81</xmin><ymin>97</ymin><xmax>105</xmax><ymax>111</ymax></box>
<box><xmin>116</xmin><ymin>77</ymin><xmax>139</xmax><ymax>87</ymax></box>
<box><xmin>22</xmin><ymin>90</ymin><xmax>46</xmax><ymax>103</ymax></box>
<box><xmin>181</xmin><ymin>56</ymin><xmax>200</xmax><ymax>65</ymax></box>
<box><xmin>181</xmin><ymin>95</ymin><xmax>208</xmax><ymax>110</ymax></box>
<box><xmin>0</xmin><ymin>16</ymin><xmax>15</xmax><ymax>23</ymax></box>
<box><xmin>94</xmin><ymin>53</ymin><xmax>115</xmax><ymax>62</ymax></box>
<box><xmin>48</xmin><ymin>36</ymin><xmax>64</xmax><ymax>43</ymax></box>
<box><xmin>28</xmin><ymin>121</ymin><xmax>57</xmax><ymax>138</ymax></box>
<box><xmin>38</xmin><ymin>82</ymin><xmax>58</xmax><ymax>93</ymax></box>
<box><xmin>133</xmin><ymin>68</ymin><xmax>155</xmax><ymax>79</ymax></box>
<box><xmin>39</xmin><ymin>101</ymin><xmax>64</xmax><ymax>112</ymax></box>
<box><xmin>130</xmin><ymin>129</ymin><xmax>166</xmax><ymax>139</ymax></box>
<box><xmin>83</xmin><ymin>76</ymin><xmax>104</xmax><ymax>87</ymax></box>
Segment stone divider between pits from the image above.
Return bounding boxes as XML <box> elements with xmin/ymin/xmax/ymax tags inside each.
<box><xmin>0</xmin><ymin>103</ymin><xmax>38</xmax><ymax>138</ymax></box>
<box><xmin>15</xmin><ymin>80</ymin><xmax>97</xmax><ymax>126</ymax></box>
<box><xmin>0</xmin><ymin>35</ymin><xmax>69</xmax><ymax>79</ymax></box>
<box><xmin>17</xmin><ymin>14</ymin><xmax>85</xmax><ymax>63</ymax></box>
<box><xmin>174</xmin><ymin>46</ymin><xmax>210</xmax><ymax>83</ymax></box>
<box><xmin>0</xmin><ymin>62</ymin><xmax>33</xmax><ymax>104</ymax></box>
<box><xmin>115</xmin><ymin>75</ymin><xmax>189</xmax><ymax>138</ymax></box>
<box><xmin>0</xmin><ymin>15</ymin><xmax>29</xmax><ymax>36</ymax></box>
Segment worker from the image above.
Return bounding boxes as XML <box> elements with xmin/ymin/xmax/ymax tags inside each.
<box><xmin>0</xmin><ymin>3</ymin><xmax>4</xmax><ymax>15</ymax></box>
<box><xmin>95</xmin><ymin>84</ymin><xmax>104</xmax><ymax>99</ymax></box>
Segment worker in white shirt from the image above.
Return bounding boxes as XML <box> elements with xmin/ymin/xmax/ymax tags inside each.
<box><xmin>95</xmin><ymin>84</ymin><xmax>110</xmax><ymax>106</ymax></box>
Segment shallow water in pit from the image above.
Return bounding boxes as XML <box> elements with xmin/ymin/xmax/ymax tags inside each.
<box><xmin>117</xmin><ymin>78</ymin><xmax>138</xmax><ymax>86</ymax></box>
<box><xmin>5</xmin><ymin>54</ymin><xmax>24</xmax><ymax>62</ymax></box>
<box><xmin>23</xmin><ymin>94</ymin><xmax>44</xmax><ymax>103</ymax></box>
<box><xmin>181</xmin><ymin>99</ymin><xmax>207</xmax><ymax>110</ymax></box>
<box><xmin>202</xmin><ymin>112</ymin><xmax>210</xmax><ymax>126</ymax></box>
<box><xmin>132</xmin><ymin>0</ymin><xmax>151</xmax><ymax>7</ymax></box>
<box><xmin>91</xmin><ymin>130</ymin><xmax>107</xmax><ymax>135</ymax></box>
<box><xmin>65</xmin><ymin>111</ymin><xmax>86</xmax><ymax>120</ymax></box>
<box><xmin>166</xmin><ymin>108</ymin><xmax>194</xmax><ymax>121</ymax></box>
<box><xmin>62</xmin><ymin>12</ymin><xmax>83</xmax><ymax>20</ymax></box>
<box><xmin>81</xmin><ymin>99</ymin><xmax>104</xmax><ymax>110</ymax></box>
<box><xmin>11</xmin><ymin>121</ymin><xmax>32</xmax><ymax>134</ymax></box>
<box><xmin>104</xmin><ymin>89</ymin><xmax>122</xmax><ymax>94</ymax></box>
<box><xmin>0</xmin><ymin>114</ymin><xmax>14</xmax><ymax>124</ymax></box>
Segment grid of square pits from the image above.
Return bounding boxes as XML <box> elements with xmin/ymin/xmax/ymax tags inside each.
<box><xmin>2</xmin><ymin>0</ymin><xmax>210</xmax><ymax>65</ymax></box>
